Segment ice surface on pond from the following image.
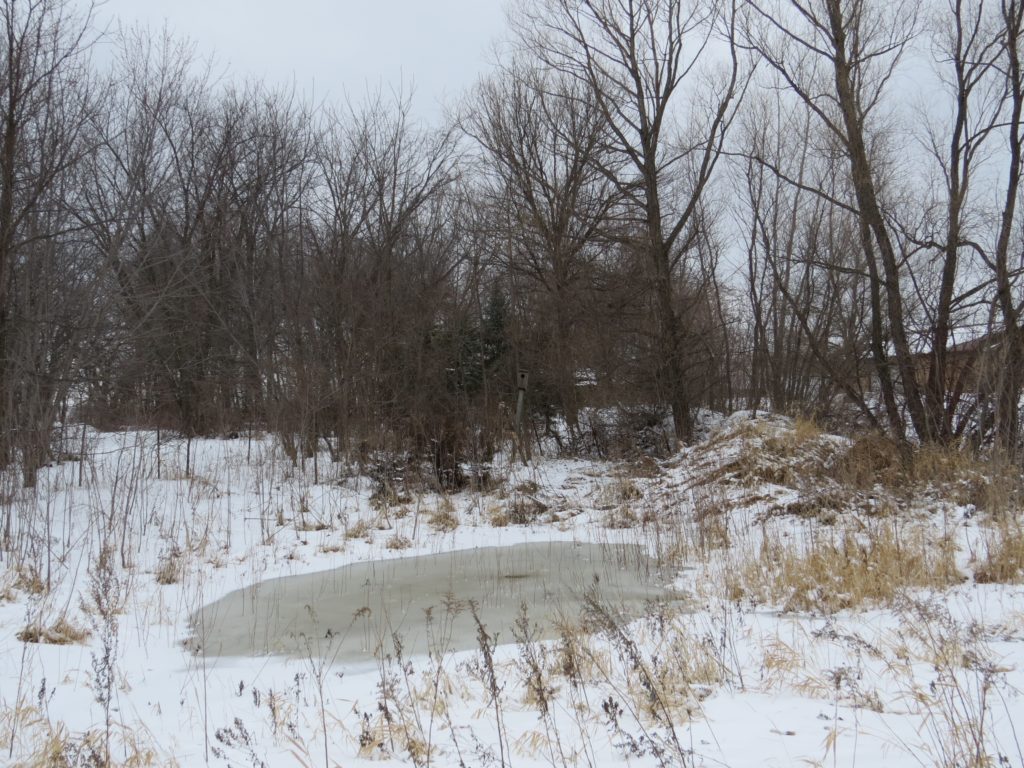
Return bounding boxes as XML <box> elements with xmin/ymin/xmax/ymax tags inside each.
<box><xmin>190</xmin><ymin>541</ymin><xmax>676</xmax><ymax>662</ymax></box>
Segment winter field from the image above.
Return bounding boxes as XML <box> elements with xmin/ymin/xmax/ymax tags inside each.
<box><xmin>1</xmin><ymin>412</ymin><xmax>1023</xmax><ymax>767</ymax></box>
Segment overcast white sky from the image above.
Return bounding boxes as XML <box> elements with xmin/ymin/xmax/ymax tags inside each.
<box><xmin>94</xmin><ymin>0</ymin><xmax>509</xmax><ymax>122</ymax></box>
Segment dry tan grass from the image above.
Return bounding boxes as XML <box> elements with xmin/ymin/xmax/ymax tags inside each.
<box><xmin>832</xmin><ymin>432</ymin><xmax>906</xmax><ymax>489</ymax></box>
<box><xmin>891</xmin><ymin>598</ymin><xmax>1011</xmax><ymax>768</ymax></box>
<box><xmin>936</xmin><ymin>454</ymin><xmax>1023</xmax><ymax>514</ymax></box>
<box><xmin>1</xmin><ymin>705</ymin><xmax>170</xmax><ymax>767</ymax></box>
<box><xmin>0</xmin><ymin>568</ymin><xmax>43</xmax><ymax>602</ymax></box>
<box><xmin>295</xmin><ymin>519</ymin><xmax>330</xmax><ymax>532</ymax></box>
<box><xmin>597</xmin><ymin>478</ymin><xmax>643</xmax><ymax>508</ymax></box>
<box><xmin>594</xmin><ymin>477</ymin><xmax>645</xmax><ymax>529</ymax></box>
<box><xmin>182</xmin><ymin>472</ymin><xmax>220</xmax><ymax>502</ymax></box>
<box><xmin>491</xmin><ymin>496</ymin><xmax>547</xmax><ymax>526</ymax></box>
<box><xmin>618</xmin><ymin>455</ymin><xmax>663</xmax><ymax>479</ymax></box>
<box><xmin>835</xmin><ymin>434</ymin><xmax>1022</xmax><ymax>513</ymax></box>
<box><xmin>767</xmin><ymin>486</ymin><xmax>899</xmax><ymax>524</ymax></box>
<box><xmin>16</xmin><ymin>616</ymin><xmax>90</xmax><ymax>645</ymax></box>
<box><xmin>602</xmin><ymin>505</ymin><xmax>639</xmax><ymax>529</ymax></box>
<box><xmin>385</xmin><ymin>533</ymin><xmax>413</xmax><ymax>551</ymax></box>
<box><xmin>693</xmin><ymin>421</ymin><xmax>1024</xmax><ymax>529</ymax></box>
<box><xmin>427</xmin><ymin>498</ymin><xmax>459</xmax><ymax>532</ymax></box>
<box><xmin>655</xmin><ymin>618</ymin><xmax>726</xmax><ymax>692</ymax></box>
<box><xmin>153</xmin><ymin>548</ymin><xmax>181</xmax><ymax>585</ymax></box>
<box><xmin>692</xmin><ymin>487</ymin><xmax>731</xmax><ymax>553</ymax></box>
<box><xmin>514</xmin><ymin>480</ymin><xmax>540</xmax><ymax>495</ymax></box>
<box><xmin>487</xmin><ymin>503</ymin><xmax>511</xmax><ymax>527</ymax></box>
<box><xmin>726</xmin><ymin>520</ymin><xmax>963</xmax><ymax>613</ymax></box>
<box><xmin>550</xmin><ymin>618</ymin><xmax>609</xmax><ymax>687</ymax></box>
<box><xmin>759</xmin><ymin>415</ymin><xmax>825</xmax><ymax>458</ymax></box>
<box><xmin>692</xmin><ymin>416</ymin><xmax>842</xmax><ymax>492</ymax></box>
<box><xmin>693</xmin><ymin>418</ymin><xmax>762</xmax><ymax>456</ymax></box>
<box><xmin>792</xmin><ymin>415</ymin><xmax>823</xmax><ymax>442</ymax></box>
<box><xmin>7</xmin><ymin>567</ymin><xmax>46</xmax><ymax>598</ymax></box>
<box><xmin>370</xmin><ymin>487</ymin><xmax>413</xmax><ymax>511</ymax></box>
<box><xmin>975</xmin><ymin>515</ymin><xmax>1024</xmax><ymax>584</ymax></box>
<box><xmin>345</xmin><ymin>518</ymin><xmax>373</xmax><ymax>541</ymax></box>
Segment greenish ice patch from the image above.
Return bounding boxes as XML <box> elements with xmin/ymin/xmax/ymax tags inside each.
<box><xmin>188</xmin><ymin>541</ymin><xmax>679</xmax><ymax>662</ymax></box>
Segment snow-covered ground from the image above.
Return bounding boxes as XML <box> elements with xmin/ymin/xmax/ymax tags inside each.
<box><xmin>1</xmin><ymin>414</ymin><xmax>1022</xmax><ymax>767</ymax></box>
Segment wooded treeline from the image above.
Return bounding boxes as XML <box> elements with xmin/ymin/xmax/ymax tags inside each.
<box><xmin>4</xmin><ymin>0</ymin><xmax>1024</xmax><ymax>487</ymax></box>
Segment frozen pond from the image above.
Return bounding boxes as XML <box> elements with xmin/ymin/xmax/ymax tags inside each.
<box><xmin>190</xmin><ymin>541</ymin><xmax>677</xmax><ymax>662</ymax></box>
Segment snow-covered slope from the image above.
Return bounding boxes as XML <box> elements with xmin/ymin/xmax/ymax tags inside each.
<box><xmin>0</xmin><ymin>415</ymin><xmax>1021</xmax><ymax>767</ymax></box>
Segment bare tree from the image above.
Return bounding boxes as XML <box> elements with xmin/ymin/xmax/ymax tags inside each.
<box><xmin>988</xmin><ymin>0</ymin><xmax>1024</xmax><ymax>448</ymax></box>
<box><xmin>740</xmin><ymin>0</ymin><xmax>948</xmax><ymax>442</ymax></box>
<box><xmin>466</xmin><ymin>61</ymin><xmax>617</xmax><ymax>440</ymax></box>
<box><xmin>515</xmin><ymin>0</ymin><xmax>746</xmax><ymax>442</ymax></box>
<box><xmin>0</xmin><ymin>0</ymin><xmax>97</xmax><ymax>484</ymax></box>
<box><xmin>309</xmin><ymin>94</ymin><xmax>465</xmax><ymax>480</ymax></box>
<box><xmin>736</xmin><ymin>87</ymin><xmax>883</xmax><ymax>424</ymax></box>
